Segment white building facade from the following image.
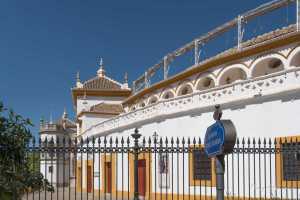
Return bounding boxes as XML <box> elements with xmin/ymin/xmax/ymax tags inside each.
<box><xmin>42</xmin><ymin>1</ymin><xmax>300</xmax><ymax>199</ymax></box>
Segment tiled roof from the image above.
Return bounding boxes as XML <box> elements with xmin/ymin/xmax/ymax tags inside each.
<box><xmin>56</xmin><ymin>118</ymin><xmax>77</xmax><ymax>129</ymax></box>
<box><xmin>89</xmin><ymin>103</ymin><xmax>124</xmax><ymax>115</ymax></box>
<box><xmin>83</xmin><ymin>76</ymin><xmax>122</xmax><ymax>90</ymax></box>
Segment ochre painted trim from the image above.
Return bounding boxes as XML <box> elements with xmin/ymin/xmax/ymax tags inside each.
<box><xmin>188</xmin><ymin>145</ymin><xmax>216</xmax><ymax>187</ymax></box>
<box><xmin>275</xmin><ymin>135</ymin><xmax>300</xmax><ymax>188</ymax></box>
<box><xmin>76</xmin><ymin>160</ymin><xmax>93</xmax><ymax>192</ymax></box>
<box><xmin>123</xmin><ymin>32</ymin><xmax>300</xmax><ymax>106</ymax></box>
<box><xmin>79</xmin><ymin>190</ymin><xmax>274</xmax><ymax>200</ymax></box>
<box><xmin>76</xmin><ymin>161</ymin><xmax>82</xmax><ymax>192</ymax></box>
<box><xmin>101</xmin><ymin>154</ymin><xmax>117</xmax><ymax>194</ymax></box>
<box><xmin>129</xmin><ymin>152</ymin><xmax>152</xmax><ymax>199</ymax></box>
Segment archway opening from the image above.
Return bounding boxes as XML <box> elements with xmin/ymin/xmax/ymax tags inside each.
<box><xmin>252</xmin><ymin>58</ymin><xmax>284</xmax><ymax>78</ymax></box>
<box><xmin>162</xmin><ymin>91</ymin><xmax>174</xmax><ymax>100</ymax></box>
<box><xmin>178</xmin><ymin>85</ymin><xmax>193</xmax><ymax>96</ymax></box>
<box><xmin>290</xmin><ymin>51</ymin><xmax>300</xmax><ymax>67</ymax></box>
<box><xmin>148</xmin><ymin>96</ymin><xmax>158</xmax><ymax>105</ymax></box>
<box><xmin>196</xmin><ymin>77</ymin><xmax>215</xmax><ymax>90</ymax></box>
<box><xmin>219</xmin><ymin>68</ymin><xmax>247</xmax><ymax>85</ymax></box>
<box><xmin>130</xmin><ymin>106</ymin><xmax>136</xmax><ymax>111</ymax></box>
<box><xmin>139</xmin><ymin>102</ymin><xmax>145</xmax><ymax>108</ymax></box>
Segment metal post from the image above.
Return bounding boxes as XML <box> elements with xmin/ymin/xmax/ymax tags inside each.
<box><xmin>131</xmin><ymin>128</ymin><xmax>142</xmax><ymax>200</ymax></box>
<box><xmin>216</xmin><ymin>155</ymin><xmax>225</xmax><ymax>200</ymax></box>
<box><xmin>297</xmin><ymin>0</ymin><xmax>300</xmax><ymax>31</ymax></box>
<box><xmin>163</xmin><ymin>56</ymin><xmax>169</xmax><ymax>80</ymax></box>
<box><xmin>145</xmin><ymin>71</ymin><xmax>150</xmax><ymax>88</ymax></box>
<box><xmin>194</xmin><ymin>40</ymin><xmax>199</xmax><ymax>64</ymax></box>
<box><xmin>237</xmin><ymin>15</ymin><xmax>244</xmax><ymax>50</ymax></box>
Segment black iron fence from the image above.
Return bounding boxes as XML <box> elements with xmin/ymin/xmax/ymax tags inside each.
<box><xmin>20</xmin><ymin>132</ymin><xmax>300</xmax><ymax>200</ymax></box>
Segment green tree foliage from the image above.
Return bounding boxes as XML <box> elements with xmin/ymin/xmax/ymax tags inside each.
<box><xmin>0</xmin><ymin>102</ymin><xmax>53</xmax><ymax>200</ymax></box>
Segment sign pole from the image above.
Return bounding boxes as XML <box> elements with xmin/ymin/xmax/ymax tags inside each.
<box><xmin>215</xmin><ymin>155</ymin><xmax>225</xmax><ymax>200</ymax></box>
<box><xmin>204</xmin><ymin>105</ymin><xmax>237</xmax><ymax>200</ymax></box>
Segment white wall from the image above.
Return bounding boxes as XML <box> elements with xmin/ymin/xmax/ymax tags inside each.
<box><xmin>77</xmin><ymin>96</ymin><xmax>125</xmax><ymax>115</ymax></box>
<box><xmin>80</xmin><ymin>113</ymin><xmax>117</xmax><ymax>133</ymax></box>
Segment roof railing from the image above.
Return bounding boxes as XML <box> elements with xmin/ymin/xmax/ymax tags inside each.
<box><xmin>132</xmin><ymin>0</ymin><xmax>298</xmax><ymax>93</ymax></box>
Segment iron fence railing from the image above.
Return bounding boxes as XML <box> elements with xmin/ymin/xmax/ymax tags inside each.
<box><xmin>20</xmin><ymin>132</ymin><xmax>300</xmax><ymax>200</ymax></box>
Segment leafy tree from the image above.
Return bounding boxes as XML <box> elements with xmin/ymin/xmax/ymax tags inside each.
<box><xmin>0</xmin><ymin>102</ymin><xmax>53</xmax><ymax>200</ymax></box>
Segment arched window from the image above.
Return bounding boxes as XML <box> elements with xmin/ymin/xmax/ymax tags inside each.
<box><xmin>130</xmin><ymin>106</ymin><xmax>136</xmax><ymax>111</ymax></box>
<box><xmin>139</xmin><ymin>102</ymin><xmax>145</xmax><ymax>108</ymax></box>
<box><xmin>219</xmin><ymin>68</ymin><xmax>247</xmax><ymax>85</ymax></box>
<box><xmin>196</xmin><ymin>77</ymin><xmax>215</xmax><ymax>90</ymax></box>
<box><xmin>251</xmin><ymin>58</ymin><xmax>284</xmax><ymax>78</ymax></box>
<box><xmin>178</xmin><ymin>84</ymin><xmax>193</xmax><ymax>96</ymax></box>
<box><xmin>148</xmin><ymin>96</ymin><xmax>158</xmax><ymax>105</ymax></box>
<box><xmin>290</xmin><ymin>51</ymin><xmax>300</xmax><ymax>67</ymax></box>
<box><xmin>162</xmin><ymin>91</ymin><xmax>174</xmax><ymax>100</ymax></box>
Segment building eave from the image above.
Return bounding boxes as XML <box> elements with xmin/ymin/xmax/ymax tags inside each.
<box><xmin>122</xmin><ymin>28</ymin><xmax>300</xmax><ymax>107</ymax></box>
<box><xmin>71</xmin><ymin>88</ymin><xmax>132</xmax><ymax>107</ymax></box>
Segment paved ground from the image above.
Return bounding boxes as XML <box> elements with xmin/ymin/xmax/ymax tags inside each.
<box><xmin>21</xmin><ymin>187</ymin><xmax>125</xmax><ymax>200</ymax></box>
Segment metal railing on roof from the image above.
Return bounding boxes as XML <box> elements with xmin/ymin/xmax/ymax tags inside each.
<box><xmin>132</xmin><ymin>0</ymin><xmax>299</xmax><ymax>93</ymax></box>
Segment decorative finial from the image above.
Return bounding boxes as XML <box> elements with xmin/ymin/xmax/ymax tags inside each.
<box><xmin>76</xmin><ymin>71</ymin><xmax>83</xmax><ymax>88</ymax></box>
<box><xmin>121</xmin><ymin>72</ymin><xmax>129</xmax><ymax>89</ymax></box>
<box><xmin>40</xmin><ymin>116</ymin><xmax>45</xmax><ymax>127</ymax></box>
<box><xmin>100</xmin><ymin>57</ymin><xmax>103</xmax><ymax>66</ymax></box>
<box><xmin>76</xmin><ymin>71</ymin><xmax>80</xmax><ymax>82</ymax></box>
<box><xmin>124</xmin><ymin>72</ymin><xmax>128</xmax><ymax>83</ymax></box>
<box><xmin>62</xmin><ymin>107</ymin><xmax>68</xmax><ymax>119</ymax></box>
<box><xmin>49</xmin><ymin>112</ymin><xmax>53</xmax><ymax>124</ymax></box>
<box><xmin>97</xmin><ymin>56</ymin><xmax>105</xmax><ymax>77</ymax></box>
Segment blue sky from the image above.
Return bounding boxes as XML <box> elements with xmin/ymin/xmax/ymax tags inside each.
<box><xmin>0</xmin><ymin>0</ymin><xmax>294</xmax><ymax>136</ymax></box>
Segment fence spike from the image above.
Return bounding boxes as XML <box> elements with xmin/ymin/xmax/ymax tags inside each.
<box><xmin>115</xmin><ymin>137</ymin><xmax>119</xmax><ymax>144</ymax></box>
<box><xmin>187</xmin><ymin>137</ymin><xmax>191</xmax><ymax>145</ymax></box>
<box><xmin>121</xmin><ymin>137</ymin><xmax>124</xmax><ymax>145</ymax></box>
<box><xmin>258</xmin><ymin>138</ymin><xmax>261</xmax><ymax>145</ymax></box>
<box><xmin>242</xmin><ymin>137</ymin><xmax>245</xmax><ymax>145</ymax></box>
<box><xmin>283</xmin><ymin>137</ymin><xmax>287</xmax><ymax>144</ymax></box>
<box><xmin>49</xmin><ymin>136</ymin><xmax>54</xmax><ymax>146</ymax></box>
<box><xmin>268</xmin><ymin>138</ymin><xmax>272</xmax><ymax>145</ymax></box>
<box><xmin>56</xmin><ymin>136</ymin><xmax>59</xmax><ymax>144</ymax></box>
<box><xmin>126</xmin><ymin>137</ymin><xmax>130</xmax><ymax>145</ymax></box>
<box><xmin>109</xmin><ymin>137</ymin><xmax>113</xmax><ymax>145</ymax></box>
<box><xmin>170</xmin><ymin>137</ymin><xmax>174</xmax><ymax>145</ymax></box>
<box><xmin>80</xmin><ymin>137</ymin><xmax>83</xmax><ymax>146</ymax></box>
<box><xmin>165</xmin><ymin>137</ymin><xmax>168</xmax><ymax>144</ymax></box>
<box><xmin>159</xmin><ymin>137</ymin><xmax>163</xmax><ymax>145</ymax></box>
<box><xmin>98</xmin><ymin>137</ymin><xmax>101</xmax><ymax>144</ymax></box>
<box><xmin>92</xmin><ymin>136</ymin><xmax>95</xmax><ymax>144</ymax></box>
<box><xmin>68</xmin><ymin>137</ymin><xmax>72</xmax><ymax>146</ymax></box>
<box><xmin>247</xmin><ymin>137</ymin><xmax>250</xmax><ymax>145</ymax></box>
<box><xmin>263</xmin><ymin>138</ymin><xmax>266</xmax><ymax>145</ymax></box>
<box><xmin>182</xmin><ymin>137</ymin><xmax>185</xmax><ymax>144</ymax></box>
<box><xmin>198</xmin><ymin>137</ymin><xmax>201</xmax><ymax>145</ymax></box>
<box><xmin>148</xmin><ymin>137</ymin><xmax>151</xmax><ymax>145</ymax></box>
<box><xmin>104</xmin><ymin>136</ymin><xmax>107</xmax><ymax>144</ymax></box>
<box><xmin>253</xmin><ymin>138</ymin><xmax>256</xmax><ymax>145</ymax></box>
<box><xmin>142</xmin><ymin>137</ymin><xmax>146</xmax><ymax>145</ymax></box>
<box><xmin>176</xmin><ymin>137</ymin><xmax>180</xmax><ymax>145</ymax></box>
<box><xmin>86</xmin><ymin>137</ymin><xmax>89</xmax><ymax>144</ymax></box>
<box><xmin>193</xmin><ymin>137</ymin><xmax>196</xmax><ymax>145</ymax></box>
<box><xmin>63</xmin><ymin>136</ymin><xmax>66</xmax><ymax>145</ymax></box>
